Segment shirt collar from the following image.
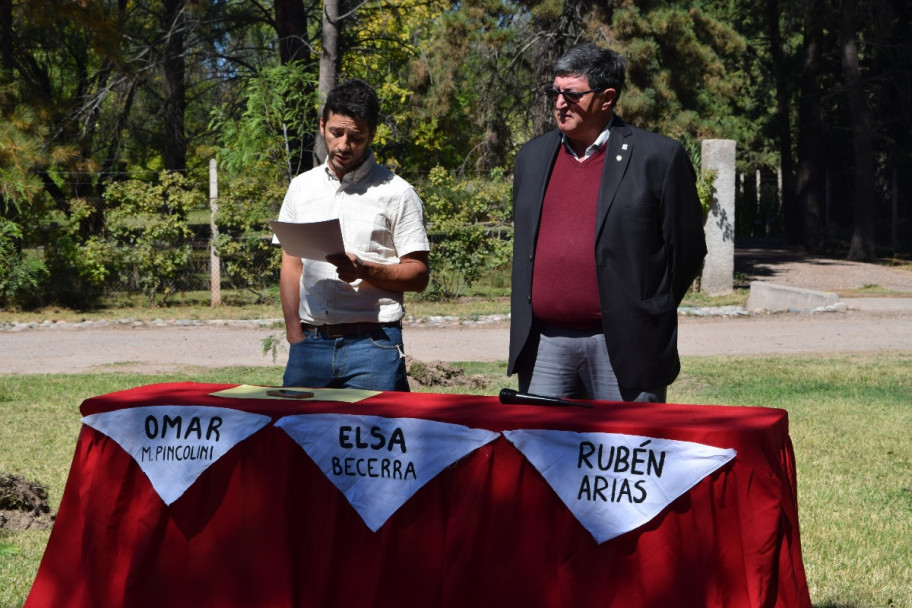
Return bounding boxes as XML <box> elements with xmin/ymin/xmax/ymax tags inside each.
<box><xmin>561</xmin><ymin>117</ymin><xmax>613</xmax><ymax>161</ymax></box>
<box><xmin>323</xmin><ymin>149</ymin><xmax>377</xmax><ymax>183</ymax></box>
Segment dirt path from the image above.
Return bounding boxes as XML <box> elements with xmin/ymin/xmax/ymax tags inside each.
<box><xmin>1</xmin><ymin>305</ymin><xmax>910</xmax><ymax>376</ymax></box>
<box><xmin>2</xmin><ymin>246</ymin><xmax>911</xmax><ymax>375</ymax></box>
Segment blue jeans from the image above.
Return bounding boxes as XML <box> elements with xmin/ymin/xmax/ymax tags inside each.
<box><xmin>283</xmin><ymin>324</ymin><xmax>410</xmax><ymax>391</ymax></box>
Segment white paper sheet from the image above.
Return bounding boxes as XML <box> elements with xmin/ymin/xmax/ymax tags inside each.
<box><xmin>270</xmin><ymin>219</ymin><xmax>345</xmax><ymax>260</ymax></box>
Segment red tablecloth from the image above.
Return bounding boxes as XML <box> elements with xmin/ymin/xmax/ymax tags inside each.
<box><xmin>26</xmin><ymin>382</ymin><xmax>810</xmax><ymax>607</ymax></box>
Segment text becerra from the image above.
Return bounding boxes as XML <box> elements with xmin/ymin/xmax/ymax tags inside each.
<box><xmin>332</xmin><ymin>424</ymin><xmax>417</xmax><ymax>480</ymax></box>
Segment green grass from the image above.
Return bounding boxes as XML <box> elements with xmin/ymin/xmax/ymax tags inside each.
<box><xmin>671</xmin><ymin>353</ymin><xmax>912</xmax><ymax>608</ymax></box>
<box><xmin>2</xmin><ymin>356</ymin><xmax>911</xmax><ymax>608</ymax></box>
<box><xmin>849</xmin><ymin>283</ymin><xmax>912</xmax><ymax>298</ymax></box>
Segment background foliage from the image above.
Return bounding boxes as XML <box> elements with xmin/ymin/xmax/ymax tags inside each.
<box><xmin>420</xmin><ymin>166</ymin><xmax>513</xmax><ymax>299</ymax></box>
<box><xmin>1</xmin><ymin>0</ymin><xmax>909</xmax><ymax>310</ymax></box>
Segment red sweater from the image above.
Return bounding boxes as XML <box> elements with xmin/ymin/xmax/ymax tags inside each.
<box><xmin>531</xmin><ymin>146</ymin><xmax>605</xmax><ymax>328</ymax></box>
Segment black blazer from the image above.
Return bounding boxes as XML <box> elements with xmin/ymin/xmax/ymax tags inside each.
<box><xmin>508</xmin><ymin>118</ymin><xmax>708</xmax><ymax>389</ymax></box>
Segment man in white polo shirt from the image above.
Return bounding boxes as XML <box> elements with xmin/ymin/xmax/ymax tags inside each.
<box><xmin>276</xmin><ymin>79</ymin><xmax>430</xmax><ymax>391</ymax></box>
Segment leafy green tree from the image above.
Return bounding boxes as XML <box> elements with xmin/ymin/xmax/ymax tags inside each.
<box><xmin>0</xmin><ymin>171</ymin><xmax>47</xmax><ymax>308</ymax></box>
<box><xmin>418</xmin><ymin>166</ymin><xmax>513</xmax><ymax>299</ymax></box>
<box><xmin>390</xmin><ymin>0</ymin><xmax>530</xmax><ymax>172</ymax></box>
<box><xmin>701</xmin><ymin>0</ymin><xmax>912</xmax><ymax>255</ymax></box>
<box><xmin>0</xmin><ymin>218</ymin><xmax>45</xmax><ymax>305</ymax></box>
<box><xmin>601</xmin><ymin>3</ymin><xmax>749</xmax><ymax>145</ymax></box>
<box><xmin>40</xmin><ymin>195</ymin><xmax>119</xmax><ymax>309</ymax></box>
<box><xmin>211</xmin><ymin>63</ymin><xmax>320</xmax><ymax>185</ymax></box>
<box><xmin>402</xmin><ymin>1</ymin><xmax>751</xmax><ymax>172</ymax></box>
<box><xmin>1</xmin><ymin>0</ymin><xmax>906</xmax><ymax>315</ymax></box>
<box><xmin>104</xmin><ymin>172</ymin><xmax>198</xmax><ymax>306</ymax></box>
<box><xmin>212</xmin><ymin>175</ymin><xmax>286</xmax><ymax>301</ymax></box>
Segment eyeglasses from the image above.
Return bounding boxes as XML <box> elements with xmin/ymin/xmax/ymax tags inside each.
<box><xmin>544</xmin><ymin>87</ymin><xmax>606</xmax><ymax>103</ymax></box>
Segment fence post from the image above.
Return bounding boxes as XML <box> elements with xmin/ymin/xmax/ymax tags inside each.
<box><xmin>700</xmin><ymin>139</ymin><xmax>736</xmax><ymax>295</ymax></box>
<box><xmin>209</xmin><ymin>158</ymin><xmax>221</xmax><ymax>307</ymax></box>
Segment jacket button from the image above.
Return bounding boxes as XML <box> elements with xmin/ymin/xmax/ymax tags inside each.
<box><xmin>527</xmin><ymin>296</ymin><xmax>532</xmax><ymax>303</ymax></box>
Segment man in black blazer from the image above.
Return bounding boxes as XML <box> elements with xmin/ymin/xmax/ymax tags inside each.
<box><xmin>508</xmin><ymin>43</ymin><xmax>707</xmax><ymax>402</ymax></box>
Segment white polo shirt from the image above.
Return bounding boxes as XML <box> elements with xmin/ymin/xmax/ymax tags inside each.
<box><xmin>276</xmin><ymin>151</ymin><xmax>429</xmax><ymax>325</ymax></box>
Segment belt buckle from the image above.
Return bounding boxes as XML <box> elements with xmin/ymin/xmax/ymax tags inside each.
<box><xmin>322</xmin><ymin>325</ymin><xmax>347</xmax><ymax>338</ymax></box>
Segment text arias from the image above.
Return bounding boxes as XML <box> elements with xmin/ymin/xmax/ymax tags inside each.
<box><xmin>577</xmin><ymin>439</ymin><xmax>665</xmax><ymax>504</ymax></box>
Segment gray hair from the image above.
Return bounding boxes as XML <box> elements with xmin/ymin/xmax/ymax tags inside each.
<box><xmin>554</xmin><ymin>43</ymin><xmax>627</xmax><ymax>99</ymax></box>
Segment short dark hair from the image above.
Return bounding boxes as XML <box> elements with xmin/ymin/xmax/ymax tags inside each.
<box><xmin>554</xmin><ymin>43</ymin><xmax>627</xmax><ymax>99</ymax></box>
<box><xmin>322</xmin><ymin>79</ymin><xmax>380</xmax><ymax>133</ymax></box>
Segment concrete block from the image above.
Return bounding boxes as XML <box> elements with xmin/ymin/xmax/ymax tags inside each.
<box><xmin>746</xmin><ymin>281</ymin><xmax>839</xmax><ymax>312</ymax></box>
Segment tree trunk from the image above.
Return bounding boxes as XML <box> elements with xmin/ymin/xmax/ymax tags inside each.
<box><xmin>319</xmin><ymin>0</ymin><xmax>340</xmax><ymax>103</ymax></box>
<box><xmin>841</xmin><ymin>0</ymin><xmax>877</xmax><ymax>261</ymax></box>
<box><xmin>274</xmin><ymin>0</ymin><xmax>314</xmax><ymax>175</ymax></box>
<box><xmin>274</xmin><ymin>0</ymin><xmax>309</xmax><ymax>64</ymax></box>
<box><xmin>767</xmin><ymin>0</ymin><xmax>799</xmax><ymax>246</ymax></box>
<box><xmin>312</xmin><ymin>0</ymin><xmax>341</xmax><ymax>164</ymax></box>
<box><xmin>162</xmin><ymin>0</ymin><xmax>187</xmax><ymax>172</ymax></box>
<box><xmin>794</xmin><ymin>0</ymin><xmax>825</xmax><ymax>248</ymax></box>
<box><xmin>0</xmin><ymin>0</ymin><xmax>13</xmax><ymax>73</ymax></box>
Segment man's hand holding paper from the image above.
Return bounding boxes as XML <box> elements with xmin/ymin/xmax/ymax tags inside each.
<box><xmin>325</xmin><ymin>252</ymin><xmax>363</xmax><ymax>283</ymax></box>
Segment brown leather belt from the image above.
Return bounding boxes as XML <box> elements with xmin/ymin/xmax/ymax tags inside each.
<box><xmin>301</xmin><ymin>321</ymin><xmax>401</xmax><ymax>338</ymax></box>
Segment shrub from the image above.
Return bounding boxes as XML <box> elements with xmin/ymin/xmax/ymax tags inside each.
<box><xmin>417</xmin><ymin>167</ymin><xmax>513</xmax><ymax>300</ymax></box>
<box><xmin>0</xmin><ymin>218</ymin><xmax>48</xmax><ymax>308</ymax></box>
<box><xmin>0</xmin><ymin>172</ymin><xmax>48</xmax><ymax>309</ymax></box>
<box><xmin>104</xmin><ymin>172</ymin><xmax>198</xmax><ymax>306</ymax></box>
<box><xmin>212</xmin><ymin>175</ymin><xmax>285</xmax><ymax>302</ymax></box>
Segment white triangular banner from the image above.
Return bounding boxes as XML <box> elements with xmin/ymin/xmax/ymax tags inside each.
<box><xmin>276</xmin><ymin>414</ymin><xmax>499</xmax><ymax>531</ymax></box>
<box><xmin>503</xmin><ymin>429</ymin><xmax>736</xmax><ymax>543</ymax></box>
<box><xmin>82</xmin><ymin>406</ymin><xmax>272</xmax><ymax>505</ymax></box>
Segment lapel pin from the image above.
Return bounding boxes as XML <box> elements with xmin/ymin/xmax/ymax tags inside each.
<box><xmin>616</xmin><ymin>155</ymin><xmax>622</xmax><ymax>161</ymax></box>
<box><xmin>622</xmin><ymin>143</ymin><xmax>628</xmax><ymax>150</ymax></box>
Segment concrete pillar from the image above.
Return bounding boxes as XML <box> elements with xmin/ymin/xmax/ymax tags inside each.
<box><xmin>700</xmin><ymin>139</ymin><xmax>736</xmax><ymax>295</ymax></box>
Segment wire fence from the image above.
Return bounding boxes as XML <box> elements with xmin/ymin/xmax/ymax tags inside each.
<box><xmin>100</xmin><ymin>236</ymin><xmax>281</xmax><ymax>299</ymax></box>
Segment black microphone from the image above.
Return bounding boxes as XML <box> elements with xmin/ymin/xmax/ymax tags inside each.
<box><xmin>499</xmin><ymin>388</ymin><xmax>592</xmax><ymax>409</ymax></box>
